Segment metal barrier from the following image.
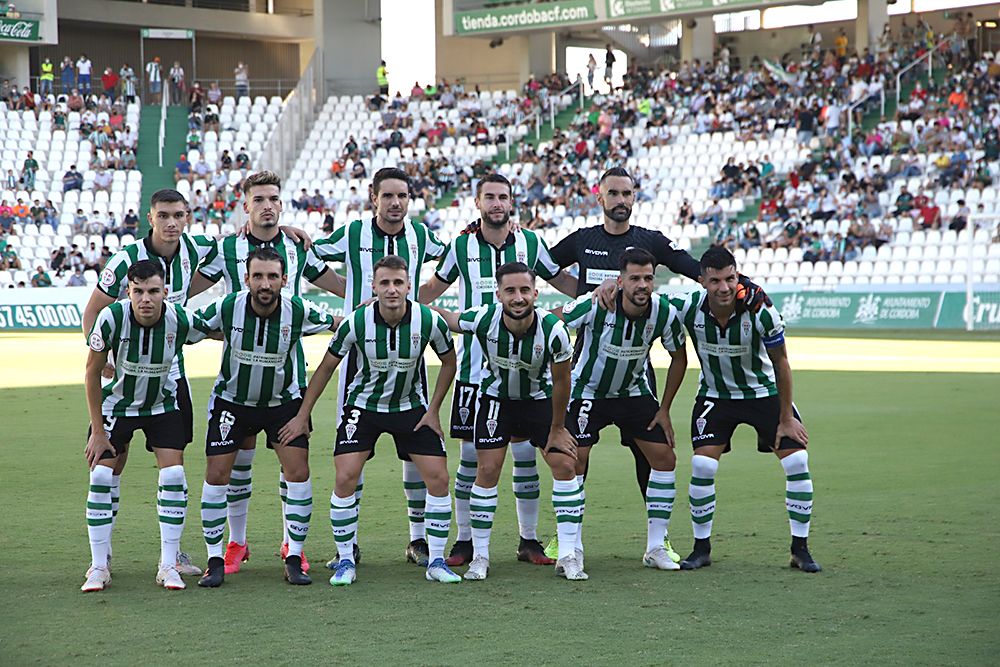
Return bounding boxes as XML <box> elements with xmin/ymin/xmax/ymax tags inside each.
<box><xmin>893</xmin><ymin>36</ymin><xmax>954</xmax><ymax>111</ymax></box>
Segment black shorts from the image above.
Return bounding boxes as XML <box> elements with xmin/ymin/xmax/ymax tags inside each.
<box><xmin>90</xmin><ymin>410</ymin><xmax>187</xmax><ymax>460</ymax></box>
<box><xmin>690</xmin><ymin>395</ymin><xmax>803</xmax><ymax>453</ymax></box>
<box><xmin>205</xmin><ymin>396</ymin><xmax>309</xmax><ymax>456</ymax></box>
<box><xmin>335</xmin><ymin>406</ymin><xmax>446</xmax><ymax>461</ymax></box>
<box><xmin>176</xmin><ymin>375</ymin><xmax>193</xmax><ymax>444</ymax></box>
<box><xmin>449</xmin><ymin>381</ymin><xmax>479</xmax><ymax>440</ymax></box>
<box><xmin>474</xmin><ymin>395</ymin><xmax>552</xmax><ymax>451</ymax></box>
<box><xmin>568</xmin><ymin>396</ymin><xmax>668</xmax><ymax>447</ymax></box>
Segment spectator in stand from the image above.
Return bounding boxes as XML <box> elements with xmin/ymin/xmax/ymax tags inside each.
<box><xmin>72</xmin><ymin>209</ymin><xmax>87</xmax><ymax>235</ymax></box>
<box><xmin>20</xmin><ymin>151</ymin><xmax>36</xmax><ymax>191</ymax></box>
<box><xmin>67</xmin><ymin>267</ymin><xmax>87</xmax><ymax>286</ymax></box>
<box><xmin>43</xmin><ymin>200</ymin><xmax>58</xmax><ymax>229</ymax></box>
<box><xmin>83</xmin><ymin>242</ymin><xmax>102</xmax><ymax>271</ymax></box>
<box><xmin>39</xmin><ymin>56</ymin><xmax>54</xmax><ymax>97</ymax></box>
<box><xmin>93</xmin><ymin>168</ymin><xmax>113</xmax><ymax>193</ymax></box>
<box><xmin>234</xmin><ymin>62</ymin><xmax>249</xmax><ymax>99</ymax></box>
<box><xmin>235</xmin><ymin>147</ymin><xmax>250</xmax><ymax>171</ymax></box>
<box><xmin>12</xmin><ymin>199</ymin><xmax>29</xmax><ymax>222</ymax></box>
<box><xmin>3</xmin><ymin>169</ymin><xmax>15</xmax><ymax>190</ymax></box>
<box><xmin>30</xmin><ymin>199</ymin><xmax>44</xmax><ymax>227</ymax></box>
<box><xmin>741</xmin><ymin>222</ymin><xmax>762</xmax><ymax>250</ymax></box>
<box><xmin>76</xmin><ymin>53</ymin><xmax>93</xmax><ymax>94</ymax></box>
<box><xmin>31</xmin><ymin>265</ymin><xmax>53</xmax><ymax>287</ymax></box>
<box><xmin>893</xmin><ymin>186</ymin><xmax>914</xmax><ymax>216</ymax></box>
<box><xmin>66</xmin><ymin>88</ymin><xmax>84</xmax><ymax>112</ymax></box>
<box><xmin>119</xmin><ymin>147</ymin><xmax>137</xmax><ymax>170</ymax></box>
<box><xmin>174</xmin><ymin>154</ymin><xmax>193</xmax><ymax>183</ymax></box>
<box><xmin>677</xmin><ymin>199</ymin><xmax>695</xmax><ymax>225</ymax></box>
<box><xmin>62</xmin><ymin>165</ymin><xmax>83</xmax><ymax>193</ymax></box>
<box><xmin>604</xmin><ymin>45</ymin><xmax>615</xmax><ymax>85</ymax></box>
<box><xmin>0</xmin><ymin>200</ymin><xmax>13</xmax><ymax>231</ymax></box>
<box><xmin>119</xmin><ymin>63</ymin><xmax>137</xmax><ymax>104</ymax></box>
<box><xmin>101</xmin><ymin>67</ymin><xmax>118</xmax><ymax>102</ymax></box>
<box><xmin>145</xmin><ymin>56</ymin><xmax>162</xmax><ymax>104</ymax></box>
<box><xmin>60</xmin><ymin>56</ymin><xmax>75</xmax><ymax>93</ymax></box>
<box><xmin>700</xmin><ymin>198</ymin><xmax>724</xmax><ymax>229</ymax></box>
<box><xmin>948</xmin><ymin>199</ymin><xmax>970</xmax><ymax>232</ymax></box>
<box><xmin>169</xmin><ymin>61</ymin><xmax>185</xmax><ymax>106</ymax></box>
<box><xmin>122</xmin><ymin>209</ymin><xmax>139</xmax><ymax>236</ymax></box>
<box><xmin>293</xmin><ymin>188</ymin><xmax>311</xmax><ymax>211</ymax></box>
<box><xmin>189</xmin><ymin>81</ymin><xmax>205</xmax><ymax>113</ymax></box>
<box><xmin>207</xmin><ymin>81</ymin><xmax>223</xmax><ymax>106</ymax></box>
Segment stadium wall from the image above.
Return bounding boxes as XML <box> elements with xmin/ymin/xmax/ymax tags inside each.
<box><xmin>435</xmin><ymin>0</ymin><xmax>532</xmax><ymax>90</ymax></box>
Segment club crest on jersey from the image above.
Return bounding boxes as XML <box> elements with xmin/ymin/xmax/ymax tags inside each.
<box><xmin>533</xmin><ymin>344</ymin><xmax>543</xmax><ymax>357</ymax></box>
<box><xmin>577</xmin><ymin>416</ymin><xmax>588</xmax><ymax>436</ymax></box>
<box><xmin>280</xmin><ymin>325</ymin><xmax>291</xmax><ymax>342</ymax></box>
<box><xmin>644</xmin><ymin>322</ymin><xmax>655</xmax><ymax>339</ymax></box>
<box><xmin>345</xmin><ymin>423</ymin><xmax>357</xmax><ymax>440</ymax></box>
<box><xmin>458</xmin><ymin>407</ymin><xmax>470</xmax><ymax>424</ymax></box>
<box><xmin>516</xmin><ymin>250</ymin><xmax>527</xmax><ymax>264</ymax></box>
<box><xmin>411</xmin><ymin>333</ymin><xmax>422</xmax><ymax>349</ymax></box>
<box><xmin>181</xmin><ymin>258</ymin><xmax>190</xmax><ymax>274</ymax></box>
<box><xmin>742</xmin><ymin>320</ymin><xmax>752</xmax><ymax>338</ymax></box>
<box><xmin>99</xmin><ymin>268</ymin><xmax>115</xmax><ymax>288</ymax></box>
<box><xmin>486</xmin><ymin>418</ymin><xmax>498</xmax><ymax>437</ymax></box>
<box><xmin>89</xmin><ymin>332</ymin><xmax>105</xmax><ymax>352</ymax></box>
<box><xmin>219</xmin><ymin>410</ymin><xmax>236</xmax><ymax>441</ymax></box>
<box><xmin>165</xmin><ymin>332</ymin><xmax>176</xmax><ymax>349</ymax></box>
<box><xmin>696</xmin><ymin>417</ymin><xmax>707</xmax><ymax>436</ymax></box>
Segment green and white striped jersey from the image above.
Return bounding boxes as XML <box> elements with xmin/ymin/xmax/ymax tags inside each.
<box><xmin>435</xmin><ymin>226</ymin><xmax>561</xmax><ymax>384</ymax></box>
<box><xmin>328</xmin><ymin>300</ymin><xmax>454</xmax><ymax>413</ymax></box>
<box><xmin>98</xmin><ymin>233</ymin><xmax>216</xmax><ymax>305</ymax></box>
<box><xmin>671</xmin><ymin>290</ymin><xmax>786</xmax><ymax>400</ymax></box>
<box><xmin>562</xmin><ymin>292</ymin><xmax>684</xmax><ymax>400</ymax></box>
<box><xmin>197</xmin><ymin>231</ymin><xmax>329</xmax><ymax>296</ymax></box>
<box><xmin>457</xmin><ymin>304</ymin><xmax>572</xmax><ymax>400</ymax></box>
<box><xmin>312</xmin><ymin>218</ymin><xmax>446</xmax><ymax>310</ymax></box>
<box><xmin>194</xmin><ymin>292</ymin><xmax>335</xmax><ymax>407</ymax></box>
<box><xmin>88</xmin><ymin>301</ymin><xmax>205</xmax><ymax>417</ymax></box>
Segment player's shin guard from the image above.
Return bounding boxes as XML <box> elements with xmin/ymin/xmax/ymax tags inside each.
<box><xmin>402</xmin><ymin>461</ymin><xmax>426</xmax><ymax>541</ymax></box>
<box><xmin>424</xmin><ymin>493</ymin><xmax>453</xmax><ymax>562</ymax></box>
<box><xmin>689</xmin><ymin>455</ymin><xmax>719</xmax><ymax>539</ymax></box>
<box><xmin>227</xmin><ymin>449</ymin><xmax>254</xmax><ymax>546</ymax></box>
<box><xmin>575</xmin><ymin>474</ymin><xmax>585</xmax><ymax>552</ymax></box>
<box><xmin>552</xmin><ymin>478</ymin><xmax>583</xmax><ymax>560</ymax></box>
<box><xmin>454</xmin><ymin>442</ymin><xmax>476</xmax><ymax>541</ymax></box>
<box><xmin>510</xmin><ymin>440</ymin><xmax>540</xmax><ymax>540</ymax></box>
<box><xmin>157</xmin><ymin>465</ymin><xmax>187</xmax><ymax>567</ymax></box>
<box><xmin>781</xmin><ymin>451</ymin><xmax>813</xmax><ymax>538</ymax></box>
<box><xmin>469</xmin><ymin>484</ymin><xmax>498</xmax><ymax>560</ymax></box>
<box><xmin>330</xmin><ymin>492</ymin><xmax>358</xmax><ymax>563</ymax></box>
<box><xmin>86</xmin><ymin>466</ymin><xmax>114</xmax><ymax>568</ymax></box>
<box><xmin>201</xmin><ymin>482</ymin><xmax>228</xmax><ymax>559</ymax></box>
<box><xmin>646</xmin><ymin>470</ymin><xmax>675</xmax><ymax>552</ymax></box>
<box><xmin>283</xmin><ymin>479</ymin><xmax>312</xmax><ymax>557</ymax></box>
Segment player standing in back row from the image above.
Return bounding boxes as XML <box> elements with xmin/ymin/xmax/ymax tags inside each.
<box><xmin>313</xmin><ymin>167</ymin><xmax>447</xmax><ymax>568</ymax></box>
<box><xmin>419</xmin><ymin>173</ymin><xmax>578</xmax><ymax>567</ymax></box>
<box><xmin>666</xmin><ymin>247</ymin><xmax>821</xmax><ymax>573</ymax></box>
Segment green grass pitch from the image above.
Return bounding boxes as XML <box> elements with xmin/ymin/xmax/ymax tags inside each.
<box><xmin>1</xmin><ymin>369</ymin><xmax>997</xmax><ymax>665</ymax></box>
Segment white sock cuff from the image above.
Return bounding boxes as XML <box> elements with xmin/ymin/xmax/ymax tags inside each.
<box><xmin>460</xmin><ymin>441</ymin><xmax>477</xmax><ymax>459</ymax></box>
<box><xmin>691</xmin><ymin>455</ymin><xmax>719</xmax><ymax>479</ymax></box>
<box><xmin>234</xmin><ymin>449</ymin><xmax>256</xmax><ymax>466</ymax></box>
<box><xmin>402</xmin><ymin>460</ymin><xmax>424</xmax><ymax>483</ymax></box>
<box><xmin>425</xmin><ymin>492</ymin><xmax>451</xmax><ymax>509</ymax></box>
<box><xmin>91</xmin><ymin>465</ymin><xmax>113</xmax><ymax>486</ymax></box>
<box><xmin>158</xmin><ymin>465</ymin><xmax>186</xmax><ymax>485</ymax></box>
<box><xmin>285</xmin><ymin>478</ymin><xmax>312</xmax><ymax>498</ymax></box>
<box><xmin>510</xmin><ymin>440</ymin><xmax>536</xmax><ymax>461</ymax></box>
<box><xmin>202</xmin><ymin>481</ymin><xmax>228</xmax><ymax>500</ymax></box>
<box><xmin>649</xmin><ymin>469</ymin><xmax>675</xmax><ymax>483</ymax></box>
<box><xmin>552</xmin><ymin>478</ymin><xmax>577</xmax><ymax>493</ymax></box>
<box><xmin>780</xmin><ymin>450</ymin><xmax>809</xmax><ymax>475</ymax></box>
<box><xmin>331</xmin><ymin>492</ymin><xmax>355</xmax><ymax>508</ymax></box>
<box><xmin>110</xmin><ymin>474</ymin><xmax>121</xmax><ymax>486</ymax></box>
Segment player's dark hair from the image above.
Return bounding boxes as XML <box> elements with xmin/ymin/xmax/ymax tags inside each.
<box><xmin>243</xmin><ymin>170</ymin><xmax>282</xmax><ymax>193</ymax></box>
<box><xmin>599</xmin><ymin>166</ymin><xmax>634</xmax><ymax>185</ymax></box>
<box><xmin>372</xmin><ymin>167</ymin><xmax>410</xmax><ymax>196</ymax></box>
<box><xmin>373</xmin><ymin>254</ymin><xmax>409</xmax><ymax>277</ymax></box>
<box><xmin>127</xmin><ymin>259</ymin><xmax>164</xmax><ymax>283</ymax></box>
<box><xmin>149</xmin><ymin>188</ymin><xmax>188</xmax><ymax>209</ymax></box>
<box><xmin>619</xmin><ymin>247</ymin><xmax>656</xmax><ymax>272</ymax></box>
<box><xmin>476</xmin><ymin>173</ymin><xmax>513</xmax><ymax>197</ymax></box>
<box><xmin>246</xmin><ymin>246</ymin><xmax>286</xmax><ymax>273</ymax></box>
<box><xmin>700</xmin><ymin>246</ymin><xmax>737</xmax><ymax>273</ymax></box>
<box><xmin>496</xmin><ymin>261</ymin><xmax>535</xmax><ymax>285</ymax></box>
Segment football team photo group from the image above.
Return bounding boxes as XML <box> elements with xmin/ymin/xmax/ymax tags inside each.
<box><xmin>80</xmin><ymin>166</ymin><xmax>820</xmax><ymax>593</ymax></box>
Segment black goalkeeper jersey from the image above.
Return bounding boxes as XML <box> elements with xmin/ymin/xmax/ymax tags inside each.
<box><xmin>549</xmin><ymin>224</ymin><xmax>701</xmax><ymax>296</ymax></box>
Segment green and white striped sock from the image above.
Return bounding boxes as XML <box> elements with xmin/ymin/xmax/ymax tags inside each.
<box><xmin>330</xmin><ymin>491</ymin><xmax>358</xmax><ymax>563</ymax></box>
<box><xmin>511</xmin><ymin>440</ymin><xmax>540</xmax><ymax>540</ymax></box>
<box><xmin>158</xmin><ymin>465</ymin><xmax>187</xmax><ymax>567</ymax></box>
<box><xmin>86</xmin><ymin>466</ymin><xmax>114</xmax><ymax>568</ymax></box>
<box><xmin>646</xmin><ymin>469</ymin><xmax>675</xmax><ymax>552</ymax></box>
<box><xmin>470</xmin><ymin>484</ymin><xmax>498</xmax><ymax>560</ymax></box>
<box><xmin>690</xmin><ymin>455</ymin><xmax>718</xmax><ymax>540</ymax></box>
<box><xmin>781</xmin><ymin>451</ymin><xmax>813</xmax><ymax>538</ymax></box>
<box><xmin>424</xmin><ymin>492</ymin><xmax>452</xmax><ymax>562</ymax></box>
<box><xmin>227</xmin><ymin>449</ymin><xmax>253</xmax><ymax>546</ymax></box>
<box><xmin>201</xmin><ymin>482</ymin><xmax>228</xmax><ymax>559</ymax></box>
<box><xmin>354</xmin><ymin>470</ymin><xmax>365</xmax><ymax>542</ymax></box>
<box><xmin>575</xmin><ymin>474</ymin><xmax>585</xmax><ymax>552</ymax></box>
<box><xmin>402</xmin><ymin>461</ymin><xmax>426</xmax><ymax>541</ymax></box>
<box><xmin>453</xmin><ymin>441</ymin><xmax>477</xmax><ymax>541</ymax></box>
<box><xmin>110</xmin><ymin>474</ymin><xmax>121</xmax><ymax>527</ymax></box>
<box><xmin>553</xmin><ymin>478</ymin><xmax>583</xmax><ymax>561</ymax></box>
<box><xmin>284</xmin><ymin>479</ymin><xmax>312</xmax><ymax>557</ymax></box>
<box><xmin>279</xmin><ymin>469</ymin><xmax>288</xmax><ymax>545</ymax></box>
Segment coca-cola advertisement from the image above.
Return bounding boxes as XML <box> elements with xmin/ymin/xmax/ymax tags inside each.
<box><xmin>0</xmin><ymin>18</ymin><xmax>38</xmax><ymax>42</ymax></box>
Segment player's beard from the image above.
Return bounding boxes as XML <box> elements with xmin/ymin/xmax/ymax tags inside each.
<box><xmin>251</xmin><ymin>287</ymin><xmax>277</xmax><ymax>309</ymax></box>
<box><xmin>502</xmin><ymin>301</ymin><xmax>534</xmax><ymax>320</ymax></box>
<box><xmin>624</xmin><ymin>288</ymin><xmax>650</xmax><ymax>309</ymax></box>
<box><xmin>481</xmin><ymin>209</ymin><xmax>510</xmax><ymax>229</ymax></box>
<box><xmin>379</xmin><ymin>207</ymin><xmax>406</xmax><ymax>225</ymax></box>
<box><xmin>605</xmin><ymin>204</ymin><xmax>631</xmax><ymax>223</ymax></box>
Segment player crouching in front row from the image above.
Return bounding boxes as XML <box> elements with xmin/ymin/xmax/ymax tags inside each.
<box><xmin>667</xmin><ymin>247</ymin><xmax>821</xmax><ymax>573</ymax></box>
<box><xmin>83</xmin><ymin>260</ymin><xmax>210</xmax><ymax>592</ymax></box>
<box><xmin>279</xmin><ymin>255</ymin><xmax>463</xmax><ymax>585</ymax></box>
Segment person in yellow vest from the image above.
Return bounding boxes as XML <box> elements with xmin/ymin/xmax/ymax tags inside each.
<box><xmin>39</xmin><ymin>57</ymin><xmax>54</xmax><ymax>97</ymax></box>
<box><xmin>376</xmin><ymin>60</ymin><xmax>388</xmax><ymax>95</ymax></box>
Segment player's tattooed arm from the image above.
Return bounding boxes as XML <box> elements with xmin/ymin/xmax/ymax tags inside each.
<box><xmin>84</xmin><ymin>348</ymin><xmax>116</xmax><ymax>469</ymax></box>
<box><xmin>277</xmin><ymin>350</ymin><xmax>342</xmax><ymax>447</ymax></box>
<box><xmin>648</xmin><ymin>347</ymin><xmax>687</xmax><ymax>448</ymax></box>
<box><xmin>766</xmin><ymin>343</ymin><xmax>809</xmax><ymax>448</ymax></box>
